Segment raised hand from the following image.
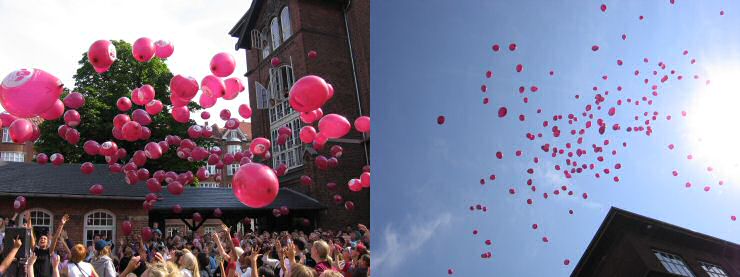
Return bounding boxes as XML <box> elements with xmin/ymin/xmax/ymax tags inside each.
<box><xmin>51</xmin><ymin>254</ymin><xmax>60</xmax><ymax>267</ymax></box>
<box><xmin>60</xmin><ymin>214</ymin><xmax>70</xmax><ymax>225</ymax></box>
<box><xmin>127</xmin><ymin>256</ymin><xmax>142</xmax><ymax>270</ymax></box>
<box><xmin>13</xmin><ymin>236</ymin><xmax>22</xmax><ymax>249</ymax></box>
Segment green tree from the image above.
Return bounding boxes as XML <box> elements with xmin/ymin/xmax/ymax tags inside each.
<box><xmin>35</xmin><ymin>40</ymin><xmax>211</xmax><ymax>173</ymax></box>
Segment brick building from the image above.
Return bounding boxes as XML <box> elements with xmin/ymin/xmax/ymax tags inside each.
<box><xmin>571</xmin><ymin>207</ymin><xmax>740</xmax><ymax>277</ymax></box>
<box><xmin>0</xmin><ymin>118</ymin><xmax>41</xmax><ymax>162</ymax></box>
<box><xmin>229</xmin><ymin>0</ymin><xmax>370</xmax><ymax>228</ymax></box>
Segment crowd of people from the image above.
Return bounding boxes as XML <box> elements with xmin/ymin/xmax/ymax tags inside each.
<box><xmin>0</xmin><ymin>213</ymin><xmax>370</xmax><ymax>277</ymax></box>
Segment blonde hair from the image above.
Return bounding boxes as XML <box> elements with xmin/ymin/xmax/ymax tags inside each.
<box><xmin>179</xmin><ymin>249</ymin><xmax>201</xmax><ymax>277</ymax></box>
<box><xmin>70</xmin><ymin>244</ymin><xmax>87</xmax><ymax>263</ymax></box>
<box><xmin>96</xmin><ymin>245</ymin><xmax>111</xmax><ymax>258</ymax></box>
<box><xmin>289</xmin><ymin>264</ymin><xmax>317</xmax><ymax>277</ymax></box>
<box><xmin>312</xmin><ymin>240</ymin><xmax>332</xmax><ymax>264</ymax></box>
<box><xmin>319</xmin><ymin>270</ymin><xmax>343</xmax><ymax>277</ymax></box>
<box><xmin>146</xmin><ymin>261</ymin><xmax>183</xmax><ymax>277</ymax></box>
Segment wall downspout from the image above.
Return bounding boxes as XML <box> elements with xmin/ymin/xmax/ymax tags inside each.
<box><xmin>343</xmin><ymin>0</ymin><xmax>370</xmax><ymax>166</ymax></box>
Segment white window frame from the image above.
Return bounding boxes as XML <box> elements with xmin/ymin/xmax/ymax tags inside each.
<box><xmin>268</xmin><ymin>65</ymin><xmax>295</xmax><ymax>102</ymax></box>
<box><xmin>270</xmin><ymin>17</ymin><xmax>281</xmax><ymax>50</ymax></box>
<box><xmin>20</xmin><ymin>208</ymin><xmax>54</xmax><ymax>232</ymax></box>
<box><xmin>270</xmin><ymin>116</ymin><xmax>303</xmax><ymax>170</ymax></box>
<box><xmin>280</xmin><ymin>6</ymin><xmax>292</xmax><ymax>41</ymax></box>
<box><xmin>227</xmin><ymin>164</ymin><xmax>240</xmax><ymax>176</ymax></box>
<box><xmin>698</xmin><ymin>261</ymin><xmax>729</xmax><ymax>277</ymax></box>
<box><xmin>2</xmin><ymin>128</ymin><xmax>12</xmax><ymax>143</ymax></box>
<box><xmin>204</xmin><ymin>226</ymin><xmax>216</xmax><ymax>234</ymax></box>
<box><xmin>200</xmin><ymin>182</ymin><xmax>219</xmax><ymax>188</ymax></box>
<box><xmin>250</xmin><ymin>29</ymin><xmax>262</xmax><ymax>49</ymax></box>
<box><xmin>1</xmin><ymin>151</ymin><xmax>25</xmax><ymax>162</ymax></box>
<box><xmin>83</xmin><ymin>209</ymin><xmax>116</xmax><ymax>247</ymax></box>
<box><xmin>255</xmin><ymin>82</ymin><xmax>270</xmax><ymax>110</ymax></box>
<box><xmin>228</xmin><ymin>145</ymin><xmax>242</xmax><ymax>154</ymax></box>
<box><xmin>653</xmin><ymin>249</ymin><xmax>695</xmax><ymax>277</ymax></box>
<box><xmin>261</xmin><ymin>27</ymin><xmax>271</xmax><ymax>59</ymax></box>
<box><xmin>207</xmin><ymin>165</ymin><xmax>219</xmax><ymax>175</ymax></box>
<box><xmin>166</xmin><ymin>226</ymin><xmax>182</xmax><ymax>237</ymax></box>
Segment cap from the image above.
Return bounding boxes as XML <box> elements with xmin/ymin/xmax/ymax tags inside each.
<box><xmin>95</xmin><ymin>240</ymin><xmax>111</xmax><ymax>251</ymax></box>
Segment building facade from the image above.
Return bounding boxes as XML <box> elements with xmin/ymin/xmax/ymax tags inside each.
<box><xmin>572</xmin><ymin>207</ymin><xmax>740</xmax><ymax>277</ymax></box>
<box><xmin>229</xmin><ymin>0</ymin><xmax>370</xmax><ymax>228</ymax></box>
<box><xmin>0</xmin><ymin>120</ymin><xmax>39</xmax><ymax>163</ymax></box>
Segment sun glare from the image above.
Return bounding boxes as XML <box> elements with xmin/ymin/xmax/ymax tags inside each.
<box><xmin>687</xmin><ymin>68</ymin><xmax>740</xmax><ymax>182</ymax></box>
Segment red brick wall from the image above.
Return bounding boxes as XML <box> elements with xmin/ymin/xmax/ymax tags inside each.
<box><xmin>241</xmin><ymin>0</ymin><xmax>369</xmax><ymax>229</ymax></box>
<box><xmin>0</xmin><ymin>196</ymin><xmax>147</xmax><ymax>245</ymax></box>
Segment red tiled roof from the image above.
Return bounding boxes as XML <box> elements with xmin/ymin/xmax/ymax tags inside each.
<box><xmin>239</xmin><ymin>122</ymin><xmax>252</xmax><ymax>139</ymax></box>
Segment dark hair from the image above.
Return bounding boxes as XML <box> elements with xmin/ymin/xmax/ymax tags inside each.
<box><xmin>360</xmin><ymin>254</ymin><xmax>370</xmax><ymax>265</ymax></box>
<box><xmin>196</xmin><ymin>252</ymin><xmax>210</xmax><ymax>270</ymax></box>
<box><xmin>293</xmin><ymin>238</ymin><xmax>307</xmax><ymax>251</ymax></box>
<box><xmin>258</xmin><ymin>266</ymin><xmax>276</xmax><ymax>277</ymax></box>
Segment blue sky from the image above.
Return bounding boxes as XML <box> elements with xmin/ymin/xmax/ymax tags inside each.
<box><xmin>372</xmin><ymin>0</ymin><xmax>740</xmax><ymax>276</ymax></box>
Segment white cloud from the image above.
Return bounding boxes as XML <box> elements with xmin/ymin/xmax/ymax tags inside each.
<box><xmin>0</xmin><ymin>0</ymin><xmax>252</xmax><ymax>125</ymax></box>
<box><xmin>374</xmin><ymin>212</ymin><xmax>452</xmax><ymax>274</ymax></box>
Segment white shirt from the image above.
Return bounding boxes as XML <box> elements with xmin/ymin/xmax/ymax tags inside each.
<box><xmin>181</xmin><ymin>268</ymin><xmax>194</xmax><ymax>277</ymax></box>
<box><xmin>66</xmin><ymin>262</ymin><xmax>95</xmax><ymax>277</ymax></box>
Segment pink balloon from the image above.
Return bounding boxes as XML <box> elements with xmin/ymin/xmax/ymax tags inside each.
<box><xmin>132</xmin><ymin>85</ymin><xmax>155</xmax><ymax>105</ymax></box>
<box><xmin>188</xmin><ymin>125</ymin><xmax>203</xmax><ymax>139</ymax></box>
<box><xmin>315</xmin><ymin>156</ymin><xmax>329</xmax><ymax>170</ymax></box>
<box><xmin>109</xmin><ymin>163</ymin><xmax>122</xmax><ymax>173</ymax></box>
<box><xmin>308</xmin><ymin>50</ymin><xmax>318</xmax><ymax>59</ymax></box>
<box><xmin>327</xmin><ymin>84</ymin><xmax>334</xmax><ymax>100</ymax></box>
<box><xmin>210</xmin><ymin>52</ymin><xmax>236</xmax><ymax>77</ymax></box>
<box><xmin>36</xmin><ymin>153</ymin><xmax>48</xmax><ymax>164</ymax></box>
<box><xmin>168</xmin><ymin>181</ymin><xmax>184</xmax><ymax>195</ymax></box>
<box><xmin>193</xmin><ymin>212</ymin><xmax>203</xmax><ymax>222</ymax></box>
<box><xmin>201</xmin><ymin>111</ymin><xmax>211</xmax><ymax>120</ymax></box>
<box><xmin>88</xmin><ymin>40</ymin><xmax>117</xmax><ymax>73</ymax></box>
<box><xmin>64</xmin><ymin>109</ymin><xmax>81</xmax><ymax>127</ymax></box>
<box><xmin>145</xmin><ymin>100</ymin><xmax>163</xmax><ymax>115</ymax></box>
<box><xmin>89</xmin><ymin>184</ymin><xmax>104</xmax><ymax>195</ymax></box>
<box><xmin>41</xmin><ymin>99</ymin><xmax>64</xmax><ymax>120</ymax></box>
<box><xmin>170</xmin><ymin>75</ymin><xmax>199</xmax><ymax>100</ymax></box>
<box><xmin>237</xmin><ymin>104</ymin><xmax>252</xmax><ymax>119</ymax></box>
<box><xmin>122</xmin><ymin>121</ymin><xmax>142</xmax><ymax>141</ymax></box>
<box><xmin>360</xmin><ymin>172</ymin><xmax>370</xmax><ymax>188</ymax></box>
<box><xmin>0</xmin><ymin>68</ymin><xmax>63</xmax><ymax>118</ymax></box>
<box><xmin>300</xmin><ymin>108</ymin><xmax>323</xmax><ymax>124</ymax></box>
<box><xmin>154</xmin><ymin>40</ymin><xmax>174</xmax><ymax>59</ymax></box>
<box><xmin>0</xmin><ymin>113</ymin><xmax>17</xmax><ymax>127</ymax></box>
<box><xmin>250</xmin><ymin>137</ymin><xmax>271</xmax><ymax>157</ymax></box>
<box><xmin>344</xmin><ymin>201</ymin><xmax>355</xmax><ymax>211</ymax></box>
<box><xmin>117</xmin><ymin>97</ymin><xmax>132</xmax><ymax>111</ymax></box>
<box><xmin>213</xmin><ymin>208</ymin><xmax>223</xmax><ymax>217</ymax></box>
<box><xmin>196</xmin><ymin>167</ymin><xmax>210</xmax><ymax>180</ymax></box>
<box><xmin>81</xmin><ymin>162</ymin><xmax>95</xmax><ymax>174</ymax></box>
<box><xmin>137</xmin><ymin>168</ymin><xmax>150</xmax><ymax>180</ymax></box>
<box><xmin>141</xmin><ymin>227</ymin><xmax>153</xmax><ymax>241</ymax></box>
<box><xmin>219</xmin><ymin>109</ymin><xmax>231</xmax><ymax>120</ymax></box>
<box><xmin>172</xmin><ymin>204</ymin><xmax>183</xmax><ymax>214</ymax></box>
<box><xmin>132</xmin><ymin>109</ymin><xmax>152</xmax><ymax>126</ymax></box>
<box><xmin>198</xmin><ymin>93</ymin><xmax>217</xmax><ymax>108</ymax></box>
<box><xmin>146</xmin><ymin>178</ymin><xmax>162</xmax><ymax>193</ymax></box>
<box><xmin>289</xmin><ymin>75</ymin><xmax>330</xmax><ymax>112</ymax></box>
<box><xmin>50</xmin><ymin>153</ymin><xmax>64</xmax><ymax>166</ymax></box>
<box><xmin>132</xmin><ymin>37</ymin><xmax>155</xmax><ymax>63</ymax></box>
<box><xmin>29</xmin><ymin>124</ymin><xmax>40</xmax><ymax>142</ymax></box>
<box><xmin>65</xmin><ymin>128</ymin><xmax>80</xmax><ymax>145</ymax></box>
<box><xmin>132</xmin><ymin>150</ymin><xmax>147</xmax><ymax>167</ymax></box>
<box><xmin>63</xmin><ymin>92</ymin><xmax>85</xmax><ymax>109</ymax></box>
<box><xmin>122</xmin><ymin>220</ymin><xmax>133</xmax><ymax>235</ymax></box>
<box><xmin>330</xmin><ymin>145</ymin><xmax>343</xmax><ymax>158</ymax></box>
<box><xmin>171</xmin><ymin>106</ymin><xmax>191</xmax><ymax>123</ymax></box>
<box><xmin>318</xmin><ymin>114</ymin><xmax>351</xmax><ymax>139</ymax></box>
<box><xmin>9</xmin><ymin>118</ymin><xmax>33</xmax><ymax>143</ymax></box>
<box><xmin>201</xmin><ymin>75</ymin><xmax>225</xmax><ymax>99</ymax></box>
<box><xmin>232</xmin><ymin>163</ymin><xmax>279</xmax><ymax>208</ymax></box>
<box><xmin>170</xmin><ymin>94</ymin><xmax>190</xmax><ymax>107</ymax></box>
<box><xmin>225</xmin><ymin>118</ymin><xmax>239</xmax><ymax>130</ymax></box>
<box><xmin>333</xmin><ymin>194</ymin><xmax>343</xmax><ymax>204</ymax></box>
<box><xmin>223</xmin><ymin>153</ymin><xmax>235</xmax><ymax>165</ymax></box>
<box><xmin>100</xmin><ymin>141</ymin><xmax>118</xmax><ymax>156</ymax></box>
<box><xmin>299</xmin><ymin>126</ymin><xmax>317</xmax><ymax>143</ymax></box>
<box><xmin>82</xmin><ymin>140</ymin><xmax>100</xmax><ymax>156</ymax></box>
<box><xmin>354</xmin><ymin>116</ymin><xmax>370</xmax><ymax>133</ymax></box>
<box><xmin>202</xmin><ymin>125</ymin><xmax>213</xmax><ymax>138</ymax></box>
<box><xmin>224</xmin><ymin>78</ymin><xmax>245</xmax><ymax>100</ymax></box>
<box><xmin>113</xmin><ymin>114</ymin><xmax>130</xmax><ymax>129</ymax></box>
<box><xmin>145</xmin><ymin>142</ymin><xmax>163</xmax><ymax>159</ymax></box>
<box><xmin>348</xmin><ymin>178</ymin><xmax>363</xmax><ymax>192</ymax></box>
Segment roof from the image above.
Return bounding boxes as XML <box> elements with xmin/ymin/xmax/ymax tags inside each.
<box><xmin>571</xmin><ymin>207</ymin><xmax>740</xmax><ymax>276</ymax></box>
<box><xmin>0</xmin><ymin>161</ymin><xmax>149</xmax><ymax>200</ymax></box>
<box><xmin>239</xmin><ymin>122</ymin><xmax>252</xmax><ymax>139</ymax></box>
<box><xmin>229</xmin><ymin>0</ymin><xmax>264</xmax><ymax>50</ymax></box>
<box><xmin>152</xmin><ymin>187</ymin><xmax>325</xmax><ymax>211</ymax></box>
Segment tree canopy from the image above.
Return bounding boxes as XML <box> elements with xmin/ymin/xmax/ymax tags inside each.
<box><xmin>36</xmin><ymin>40</ymin><xmax>211</xmax><ymax>173</ymax></box>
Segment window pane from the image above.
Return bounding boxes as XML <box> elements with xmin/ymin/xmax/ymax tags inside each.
<box><xmin>281</xmin><ymin>7</ymin><xmax>292</xmax><ymax>41</ymax></box>
<box><xmin>271</xmin><ymin>17</ymin><xmax>281</xmax><ymax>50</ymax></box>
<box><xmin>653</xmin><ymin>250</ymin><xmax>694</xmax><ymax>277</ymax></box>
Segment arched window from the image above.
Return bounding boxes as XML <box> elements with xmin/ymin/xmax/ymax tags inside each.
<box><xmin>20</xmin><ymin>208</ymin><xmax>54</xmax><ymax>235</ymax></box>
<box><xmin>261</xmin><ymin>27</ymin><xmax>271</xmax><ymax>59</ymax></box>
<box><xmin>83</xmin><ymin>210</ymin><xmax>115</xmax><ymax>247</ymax></box>
<box><xmin>271</xmin><ymin>17</ymin><xmax>282</xmax><ymax>50</ymax></box>
<box><xmin>280</xmin><ymin>7</ymin><xmax>292</xmax><ymax>41</ymax></box>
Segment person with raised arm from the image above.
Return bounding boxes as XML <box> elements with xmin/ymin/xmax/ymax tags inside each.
<box><xmin>0</xmin><ymin>236</ymin><xmax>22</xmax><ymax>275</ymax></box>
